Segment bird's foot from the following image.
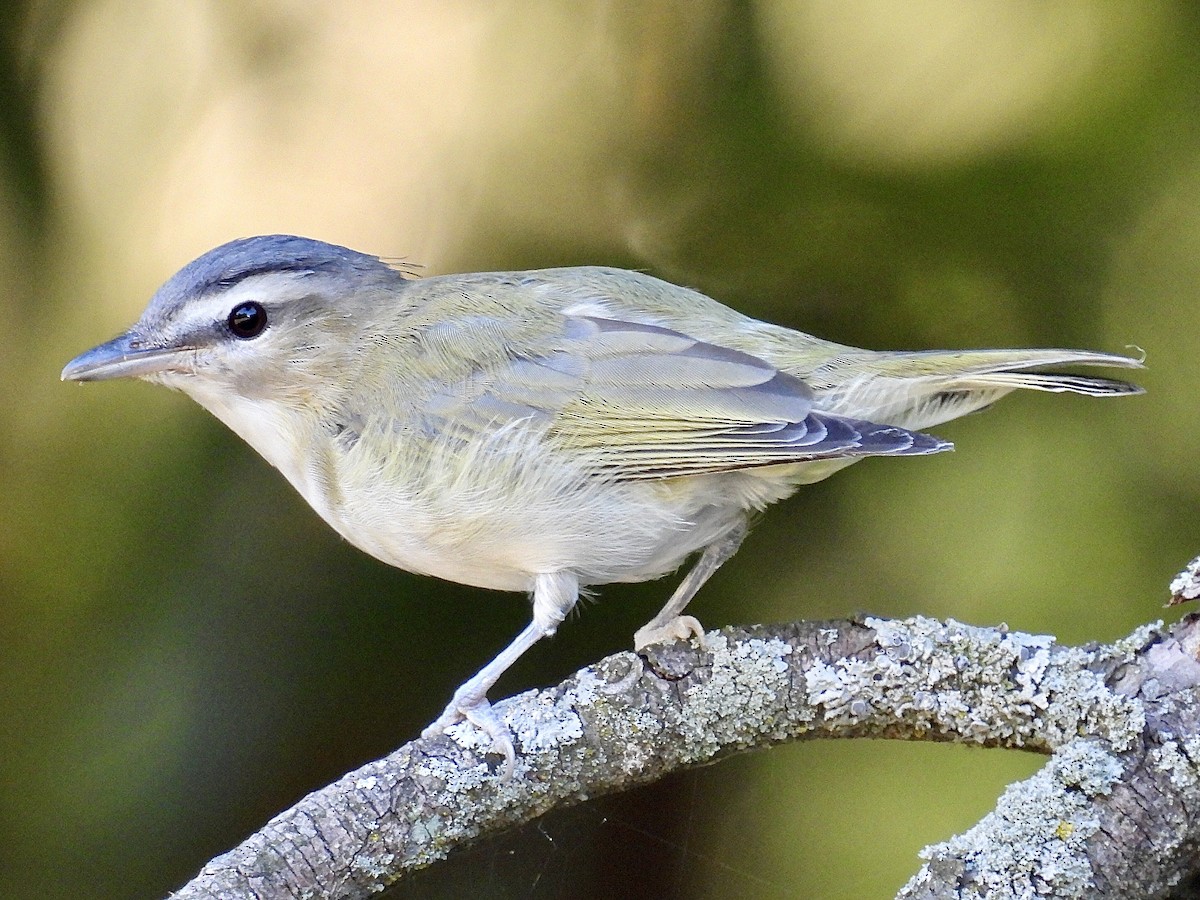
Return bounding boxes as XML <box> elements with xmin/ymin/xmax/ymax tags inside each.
<box><xmin>634</xmin><ymin>614</ymin><xmax>706</xmax><ymax>651</ymax></box>
<box><xmin>422</xmin><ymin>690</ymin><xmax>517</xmax><ymax>779</ymax></box>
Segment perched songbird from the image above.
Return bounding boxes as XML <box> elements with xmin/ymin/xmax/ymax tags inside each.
<box><xmin>63</xmin><ymin>235</ymin><xmax>1143</xmax><ymax>773</ymax></box>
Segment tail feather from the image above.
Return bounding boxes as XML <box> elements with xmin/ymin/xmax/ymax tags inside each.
<box><xmin>867</xmin><ymin>347</ymin><xmax>1143</xmax><ymax>377</ymax></box>
<box><xmin>919</xmin><ymin>348</ymin><xmax>1144</xmax><ymax>397</ymax></box>
<box><xmin>954</xmin><ymin>371</ymin><xmax>1145</xmax><ymax>397</ymax></box>
<box><xmin>809</xmin><ymin>347</ymin><xmax>1144</xmax><ymax>430</ymax></box>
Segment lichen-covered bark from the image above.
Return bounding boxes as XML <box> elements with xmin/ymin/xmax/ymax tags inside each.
<box><xmin>903</xmin><ymin>617</ymin><xmax>1200</xmax><ymax>898</ymax></box>
<box><xmin>168</xmin><ymin>615</ymin><xmax>1200</xmax><ymax>900</ymax></box>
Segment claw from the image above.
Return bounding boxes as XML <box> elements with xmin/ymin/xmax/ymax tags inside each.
<box><xmin>633</xmin><ymin>523</ymin><xmax>744</xmax><ymax>652</ymax></box>
<box><xmin>419</xmin><ymin>572</ymin><xmax>577</xmax><ymax>780</ymax></box>
<box><xmin>422</xmin><ymin>693</ymin><xmax>517</xmax><ymax>779</ymax></box>
<box><xmin>634</xmin><ymin>614</ymin><xmax>706</xmax><ymax>651</ymax></box>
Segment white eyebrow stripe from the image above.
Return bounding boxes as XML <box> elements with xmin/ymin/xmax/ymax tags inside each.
<box><xmin>151</xmin><ymin>272</ymin><xmax>313</xmax><ymax>333</ymax></box>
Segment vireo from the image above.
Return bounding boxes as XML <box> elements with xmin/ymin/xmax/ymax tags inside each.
<box><xmin>62</xmin><ymin>235</ymin><xmax>1142</xmax><ymax>774</ymax></box>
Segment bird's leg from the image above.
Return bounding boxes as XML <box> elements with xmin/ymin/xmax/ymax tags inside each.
<box><xmin>634</xmin><ymin>518</ymin><xmax>749</xmax><ymax>650</ymax></box>
<box><xmin>422</xmin><ymin>571</ymin><xmax>578</xmax><ymax>777</ymax></box>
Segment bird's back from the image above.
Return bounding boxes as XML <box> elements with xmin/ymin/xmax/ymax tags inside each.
<box><xmin>399</xmin><ymin>266</ymin><xmax>1143</xmax><ymax>433</ymax></box>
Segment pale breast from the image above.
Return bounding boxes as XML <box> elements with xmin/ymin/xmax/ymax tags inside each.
<box><xmin>309</xmin><ymin>415</ymin><xmax>755</xmax><ymax>593</ymax></box>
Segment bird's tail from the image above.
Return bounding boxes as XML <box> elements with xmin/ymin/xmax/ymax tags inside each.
<box><xmin>898</xmin><ymin>347</ymin><xmax>1143</xmax><ymax>393</ymax></box>
<box><xmin>809</xmin><ymin>347</ymin><xmax>1144</xmax><ymax>430</ymax></box>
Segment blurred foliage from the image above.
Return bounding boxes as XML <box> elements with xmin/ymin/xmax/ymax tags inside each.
<box><xmin>3</xmin><ymin>2</ymin><xmax>1199</xmax><ymax>898</ymax></box>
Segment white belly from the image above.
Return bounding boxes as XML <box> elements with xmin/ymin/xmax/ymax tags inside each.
<box><xmin>188</xmin><ymin>387</ymin><xmax>786</xmax><ymax>594</ymax></box>
<box><xmin>312</xmin><ymin>424</ymin><xmax>755</xmax><ymax>593</ymax></box>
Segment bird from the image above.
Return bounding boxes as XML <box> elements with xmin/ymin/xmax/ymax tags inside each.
<box><xmin>62</xmin><ymin>234</ymin><xmax>1143</xmax><ymax>775</ymax></box>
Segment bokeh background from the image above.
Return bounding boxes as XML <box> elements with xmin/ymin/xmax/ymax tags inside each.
<box><xmin>4</xmin><ymin>2</ymin><xmax>1198</xmax><ymax>897</ymax></box>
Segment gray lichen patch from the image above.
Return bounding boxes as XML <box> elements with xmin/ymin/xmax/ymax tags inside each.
<box><xmin>1169</xmin><ymin>555</ymin><xmax>1200</xmax><ymax>605</ymax></box>
<box><xmin>677</xmin><ymin>633</ymin><xmax>799</xmax><ymax>761</ymax></box>
<box><xmin>901</xmin><ymin>740</ymin><xmax>1123</xmax><ymax>899</ymax></box>
<box><xmin>509</xmin><ymin>685</ymin><xmax>586</xmax><ymax>752</ymax></box>
<box><xmin>803</xmin><ymin>617</ymin><xmax>1144</xmax><ymax>752</ymax></box>
<box><xmin>1149</xmin><ymin>735</ymin><xmax>1200</xmax><ymax>792</ymax></box>
<box><xmin>1052</xmin><ymin>739</ymin><xmax>1124</xmax><ymax>795</ymax></box>
<box><xmin>563</xmin><ymin>660</ymin><xmax>669</xmax><ymax>776</ymax></box>
<box><xmin>1109</xmin><ymin>620</ymin><xmax>1164</xmax><ymax>659</ymax></box>
<box><xmin>414</xmin><ymin>739</ymin><xmax>496</xmax><ymax>791</ymax></box>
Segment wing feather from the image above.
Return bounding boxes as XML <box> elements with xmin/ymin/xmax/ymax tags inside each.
<box><xmin>420</xmin><ymin>314</ymin><xmax>950</xmax><ymax>479</ymax></box>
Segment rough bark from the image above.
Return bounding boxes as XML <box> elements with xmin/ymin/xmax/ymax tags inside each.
<box><xmin>168</xmin><ymin>613</ymin><xmax>1200</xmax><ymax>900</ymax></box>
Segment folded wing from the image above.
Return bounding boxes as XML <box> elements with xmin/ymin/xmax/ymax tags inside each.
<box><xmin>422</xmin><ymin>315</ymin><xmax>950</xmax><ymax>480</ymax></box>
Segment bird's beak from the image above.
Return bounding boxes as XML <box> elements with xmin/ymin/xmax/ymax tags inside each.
<box><xmin>61</xmin><ymin>332</ymin><xmax>193</xmax><ymax>382</ymax></box>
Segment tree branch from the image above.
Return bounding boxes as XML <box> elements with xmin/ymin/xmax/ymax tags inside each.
<box><xmin>168</xmin><ymin>613</ymin><xmax>1200</xmax><ymax>900</ymax></box>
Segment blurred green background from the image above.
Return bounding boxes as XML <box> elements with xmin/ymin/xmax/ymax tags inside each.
<box><xmin>4</xmin><ymin>2</ymin><xmax>1198</xmax><ymax>898</ymax></box>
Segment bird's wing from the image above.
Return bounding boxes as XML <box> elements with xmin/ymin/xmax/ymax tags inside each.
<box><xmin>421</xmin><ymin>315</ymin><xmax>950</xmax><ymax>480</ymax></box>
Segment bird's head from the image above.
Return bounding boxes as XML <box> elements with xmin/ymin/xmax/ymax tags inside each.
<box><xmin>62</xmin><ymin>235</ymin><xmax>411</xmax><ymax>406</ymax></box>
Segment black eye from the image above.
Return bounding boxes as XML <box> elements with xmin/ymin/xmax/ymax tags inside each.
<box><xmin>227</xmin><ymin>301</ymin><xmax>267</xmax><ymax>339</ymax></box>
